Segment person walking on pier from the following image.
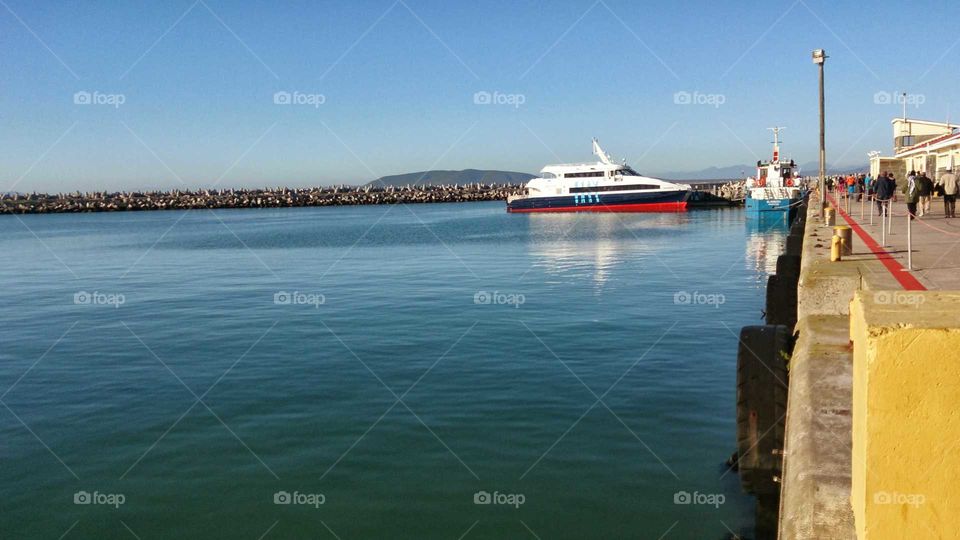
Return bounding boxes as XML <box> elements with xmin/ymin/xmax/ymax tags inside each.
<box><xmin>876</xmin><ymin>172</ymin><xmax>894</xmax><ymax>216</ymax></box>
<box><xmin>906</xmin><ymin>173</ymin><xmax>920</xmax><ymax>220</ymax></box>
<box><xmin>846</xmin><ymin>174</ymin><xmax>856</xmax><ymax>197</ymax></box>
<box><xmin>917</xmin><ymin>171</ymin><xmax>934</xmax><ymax>217</ymax></box>
<box><xmin>936</xmin><ymin>169</ymin><xmax>958</xmax><ymax>218</ymax></box>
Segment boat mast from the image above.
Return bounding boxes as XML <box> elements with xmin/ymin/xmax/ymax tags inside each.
<box><xmin>767</xmin><ymin>127</ymin><xmax>785</xmax><ymax>163</ymax></box>
<box><xmin>592</xmin><ymin>138</ymin><xmax>615</xmax><ymax>165</ymax></box>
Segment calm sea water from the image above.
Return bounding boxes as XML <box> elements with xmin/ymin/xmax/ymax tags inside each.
<box><xmin>0</xmin><ymin>202</ymin><xmax>787</xmax><ymax>539</ymax></box>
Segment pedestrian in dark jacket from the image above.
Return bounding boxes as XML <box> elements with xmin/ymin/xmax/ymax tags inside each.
<box><xmin>916</xmin><ymin>171</ymin><xmax>934</xmax><ymax>217</ymax></box>
<box><xmin>875</xmin><ymin>172</ymin><xmax>893</xmax><ymax>216</ymax></box>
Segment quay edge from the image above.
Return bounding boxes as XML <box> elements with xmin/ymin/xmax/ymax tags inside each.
<box><xmin>740</xmin><ymin>189</ymin><xmax>960</xmax><ymax>539</ymax></box>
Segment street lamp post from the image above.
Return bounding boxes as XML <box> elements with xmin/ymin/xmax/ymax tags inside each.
<box><xmin>813</xmin><ymin>49</ymin><xmax>827</xmax><ymax>214</ymax></box>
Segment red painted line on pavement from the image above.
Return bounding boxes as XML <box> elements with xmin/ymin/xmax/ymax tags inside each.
<box><xmin>827</xmin><ymin>195</ymin><xmax>926</xmax><ymax>291</ymax></box>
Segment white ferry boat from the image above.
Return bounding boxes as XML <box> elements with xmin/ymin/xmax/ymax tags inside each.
<box><xmin>506</xmin><ymin>139</ymin><xmax>691</xmax><ymax>213</ymax></box>
<box><xmin>745</xmin><ymin>127</ymin><xmax>802</xmax><ymax>215</ymax></box>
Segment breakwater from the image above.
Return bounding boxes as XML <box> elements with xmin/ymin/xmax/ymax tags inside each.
<box><xmin>1</xmin><ymin>180</ymin><xmax>750</xmax><ymax>215</ymax></box>
<box><xmin>690</xmin><ymin>180</ymin><xmax>747</xmax><ymax>202</ymax></box>
<box><xmin>0</xmin><ymin>184</ymin><xmax>525</xmax><ymax>214</ymax></box>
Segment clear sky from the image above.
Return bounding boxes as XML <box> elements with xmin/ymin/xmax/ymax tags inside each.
<box><xmin>3</xmin><ymin>0</ymin><xmax>959</xmax><ymax>192</ymax></box>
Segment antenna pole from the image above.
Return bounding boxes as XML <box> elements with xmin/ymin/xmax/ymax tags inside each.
<box><xmin>813</xmin><ymin>49</ymin><xmax>828</xmax><ymax>214</ymax></box>
<box><xmin>767</xmin><ymin>126</ymin><xmax>785</xmax><ymax>162</ymax></box>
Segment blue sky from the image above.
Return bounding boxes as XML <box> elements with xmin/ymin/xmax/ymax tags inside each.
<box><xmin>2</xmin><ymin>0</ymin><xmax>959</xmax><ymax>192</ymax></box>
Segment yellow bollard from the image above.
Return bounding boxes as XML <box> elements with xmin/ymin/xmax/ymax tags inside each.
<box><xmin>831</xmin><ymin>235</ymin><xmax>842</xmax><ymax>261</ymax></box>
<box><xmin>833</xmin><ymin>225</ymin><xmax>853</xmax><ymax>256</ymax></box>
<box><xmin>824</xmin><ymin>206</ymin><xmax>836</xmax><ymax>226</ymax></box>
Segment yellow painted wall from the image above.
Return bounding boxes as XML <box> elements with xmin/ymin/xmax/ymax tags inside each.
<box><xmin>850</xmin><ymin>291</ymin><xmax>960</xmax><ymax>539</ymax></box>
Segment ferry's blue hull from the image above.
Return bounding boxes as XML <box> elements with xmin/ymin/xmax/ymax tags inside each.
<box><xmin>507</xmin><ymin>190</ymin><xmax>688</xmax><ymax>213</ymax></box>
<box><xmin>745</xmin><ymin>196</ymin><xmax>795</xmax><ymax>215</ymax></box>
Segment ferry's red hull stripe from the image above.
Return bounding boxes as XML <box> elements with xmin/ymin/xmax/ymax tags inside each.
<box><xmin>508</xmin><ymin>202</ymin><xmax>687</xmax><ymax>213</ymax></box>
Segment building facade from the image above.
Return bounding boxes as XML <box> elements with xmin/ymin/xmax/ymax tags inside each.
<box><xmin>871</xmin><ymin>118</ymin><xmax>960</xmax><ymax>179</ymax></box>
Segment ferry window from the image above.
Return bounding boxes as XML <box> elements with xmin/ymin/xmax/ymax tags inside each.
<box><xmin>616</xmin><ymin>168</ymin><xmax>640</xmax><ymax>176</ymax></box>
<box><xmin>541</xmin><ymin>172</ymin><xmax>557</xmax><ymax>179</ymax></box>
<box><xmin>564</xmin><ymin>171</ymin><xmax>604</xmax><ymax>178</ymax></box>
<box><xmin>570</xmin><ymin>184</ymin><xmax>658</xmax><ymax>193</ymax></box>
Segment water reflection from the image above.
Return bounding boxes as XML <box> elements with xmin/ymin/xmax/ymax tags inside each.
<box><xmin>745</xmin><ymin>213</ymin><xmax>791</xmax><ymax>283</ymax></box>
<box><xmin>520</xmin><ymin>212</ymin><xmax>688</xmax><ymax>288</ymax></box>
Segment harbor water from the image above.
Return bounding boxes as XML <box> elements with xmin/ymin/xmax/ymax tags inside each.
<box><xmin>0</xmin><ymin>202</ymin><xmax>788</xmax><ymax>539</ymax></box>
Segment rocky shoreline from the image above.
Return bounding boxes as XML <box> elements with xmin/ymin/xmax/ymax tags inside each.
<box><xmin>1</xmin><ymin>184</ymin><xmax>526</xmax><ymax>214</ymax></box>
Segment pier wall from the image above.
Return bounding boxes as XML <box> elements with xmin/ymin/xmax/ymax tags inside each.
<box><xmin>775</xmin><ymin>193</ymin><xmax>960</xmax><ymax>539</ymax></box>
<box><xmin>849</xmin><ymin>291</ymin><xmax>960</xmax><ymax>539</ymax></box>
<box><xmin>778</xmin><ymin>199</ymin><xmax>858</xmax><ymax>539</ymax></box>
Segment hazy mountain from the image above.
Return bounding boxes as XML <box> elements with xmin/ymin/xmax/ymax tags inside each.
<box><xmin>365</xmin><ymin>162</ymin><xmax>869</xmax><ymax>187</ymax></box>
<box><xmin>656</xmin><ymin>165</ymin><xmax>752</xmax><ymax>181</ymax></box>
<box><xmin>656</xmin><ymin>162</ymin><xmax>868</xmax><ymax>180</ymax></box>
<box><xmin>368</xmin><ymin>169</ymin><xmax>536</xmax><ymax>187</ymax></box>
<box><xmin>798</xmin><ymin>161</ymin><xmax>870</xmax><ymax>175</ymax></box>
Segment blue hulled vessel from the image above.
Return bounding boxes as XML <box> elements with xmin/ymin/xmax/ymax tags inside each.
<box><xmin>745</xmin><ymin>127</ymin><xmax>802</xmax><ymax>216</ymax></box>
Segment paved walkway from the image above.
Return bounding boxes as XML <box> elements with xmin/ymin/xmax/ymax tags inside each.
<box><xmin>829</xmin><ymin>194</ymin><xmax>960</xmax><ymax>291</ymax></box>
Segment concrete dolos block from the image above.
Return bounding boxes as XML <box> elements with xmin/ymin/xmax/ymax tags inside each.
<box><xmin>850</xmin><ymin>291</ymin><xmax>960</xmax><ymax>539</ymax></box>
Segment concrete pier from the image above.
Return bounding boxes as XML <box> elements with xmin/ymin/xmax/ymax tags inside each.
<box><xmin>831</xmin><ymin>193</ymin><xmax>960</xmax><ymax>290</ymax></box>
<box><xmin>776</xmin><ymin>190</ymin><xmax>960</xmax><ymax>539</ymax></box>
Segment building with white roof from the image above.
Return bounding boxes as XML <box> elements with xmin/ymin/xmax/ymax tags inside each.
<box><xmin>870</xmin><ymin>118</ymin><xmax>960</xmax><ymax>178</ymax></box>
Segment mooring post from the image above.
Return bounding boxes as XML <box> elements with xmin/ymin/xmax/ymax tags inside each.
<box><xmin>881</xmin><ymin>205</ymin><xmax>886</xmax><ymax>247</ymax></box>
<box><xmin>887</xmin><ymin>201</ymin><xmax>893</xmax><ymax>236</ymax></box>
<box><xmin>906</xmin><ymin>209</ymin><xmax>913</xmax><ymax>270</ymax></box>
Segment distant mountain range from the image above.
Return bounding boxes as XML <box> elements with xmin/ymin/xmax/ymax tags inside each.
<box><xmin>365</xmin><ymin>162</ymin><xmax>868</xmax><ymax>187</ymax></box>
<box><xmin>656</xmin><ymin>162</ymin><xmax>868</xmax><ymax>181</ymax></box>
<box><xmin>367</xmin><ymin>169</ymin><xmax>536</xmax><ymax>187</ymax></box>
